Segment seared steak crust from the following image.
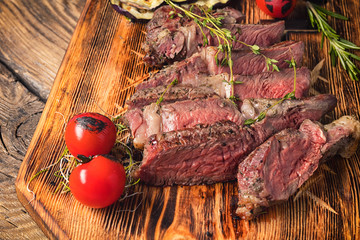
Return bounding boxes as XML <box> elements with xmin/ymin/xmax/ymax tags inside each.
<box><xmin>137</xmin><ymin>94</ymin><xmax>337</xmax><ymax>186</ymax></box>
<box><xmin>126</xmin><ymin>85</ymin><xmax>217</xmax><ymax>110</ymax></box>
<box><xmin>236</xmin><ymin>116</ymin><xmax>360</xmax><ymax>220</ymax></box>
<box><xmin>129</xmin><ymin>67</ymin><xmax>310</xmax><ymax>109</ymax></box>
<box><xmin>137</xmin><ymin>41</ymin><xmax>304</xmax><ymax>90</ymax></box>
<box><xmin>124</xmin><ymin>97</ymin><xmax>242</xmax><ymax>149</ymax></box>
<box><xmin>143</xmin><ymin>5</ymin><xmax>284</xmax><ymax>66</ymax></box>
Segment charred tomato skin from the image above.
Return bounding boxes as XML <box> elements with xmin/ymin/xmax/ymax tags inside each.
<box><xmin>65</xmin><ymin>112</ymin><xmax>117</xmax><ymax>159</ymax></box>
<box><xmin>256</xmin><ymin>0</ymin><xmax>296</xmax><ymax>19</ymax></box>
<box><xmin>69</xmin><ymin>155</ymin><xmax>126</xmax><ymax>208</ymax></box>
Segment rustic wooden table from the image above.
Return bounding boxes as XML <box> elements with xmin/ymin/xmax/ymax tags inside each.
<box><xmin>1</xmin><ymin>0</ymin><xmax>360</xmax><ymax>239</ymax></box>
<box><xmin>0</xmin><ymin>1</ymin><xmax>84</xmax><ymax>238</ymax></box>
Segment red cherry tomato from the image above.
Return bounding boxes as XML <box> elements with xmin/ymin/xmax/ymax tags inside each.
<box><xmin>65</xmin><ymin>112</ymin><xmax>117</xmax><ymax>159</ymax></box>
<box><xmin>256</xmin><ymin>0</ymin><xmax>296</xmax><ymax>19</ymax></box>
<box><xmin>69</xmin><ymin>155</ymin><xmax>126</xmax><ymax>208</ymax></box>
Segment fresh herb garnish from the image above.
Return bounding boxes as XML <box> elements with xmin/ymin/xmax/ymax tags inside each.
<box><xmin>156</xmin><ymin>78</ymin><xmax>178</xmax><ymax>105</ymax></box>
<box><xmin>27</xmin><ymin>147</ymin><xmax>75</xmax><ymax>199</ymax></box>
<box><xmin>240</xmin><ymin>41</ymin><xmax>280</xmax><ymax>72</ymax></box>
<box><xmin>244</xmin><ymin>57</ymin><xmax>297</xmax><ymax>126</ymax></box>
<box><xmin>164</xmin><ymin>0</ymin><xmax>280</xmax><ymax>102</ymax></box>
<box><xmin>306</xmin><ymin>1</ymin><xmax>360</xmax><ymax>81</ymax></box>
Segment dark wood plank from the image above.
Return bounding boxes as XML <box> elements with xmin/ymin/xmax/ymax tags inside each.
<box><xmin>0</xmin><ymin>61</ymin><xmax>47</xmax><ymax>239</ymax></box>
<box><xmin>0</xmin><ymin>0</ymin><xmax>85</xmax><ymax>238</ymax></box>
<box><xmin>14</xmin><ymin>0</ymin><xmax>360</xmax><ymax>239</ymax></box>
<box><xmin>0</xmin><ymin>0</ymin><xmax>85</xmax><ymax>100</ymax></box>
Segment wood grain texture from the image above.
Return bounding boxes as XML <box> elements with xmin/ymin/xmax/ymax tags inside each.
<box><xmin>0</xmin><ymin>0</ymin><xmax>85</xmax><ymax>238</ymax></box>
<box><xmin>15</xmin><ymin>0</ymin><xmax>360</xmax><ymax>239</ymax></box>
<box><xmin>0</xmin><ymin>0</ymin><xmax>85</xmax><ymax>100</ymax></box>
<box><xmin>0</xmin><ymin>56</ymin><xmax>47</xmax><ymax>240</ymax></box>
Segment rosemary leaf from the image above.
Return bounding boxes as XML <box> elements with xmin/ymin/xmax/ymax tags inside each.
<box><xmin>310</xmin><ymin>2</ymin><xmax>348</xmax><ymax>20</ymax></box>
<box><xmin>306</xmin><ymin>1</ymin><xmax>360</xmax><ymax>81</ymax></box>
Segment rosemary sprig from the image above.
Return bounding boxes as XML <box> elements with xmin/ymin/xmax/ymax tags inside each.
<box><xmin>244</xmin><ymin>57</ymin><xmax>297</xmax><ymax>125</ymax></box>
<box><xmin>306</xmin><ymin>1</ymin><xmax>360</xmax><ymax>81</ymax></box>
<box><xmin>156</xmin><ymin>78</ymin><xmax>178</xmax><ymax>105</ymax></box>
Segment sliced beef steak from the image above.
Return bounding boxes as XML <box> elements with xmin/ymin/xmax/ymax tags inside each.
<box><xmin>137</xmin><ymin>41</ymin><xmax>304</xmax><ymax>90</ymax></box>
<box><xmin>137</xmin><ymin>52</ymin><xmax>209</xmax><ymax>90</ymax></box>
<box><xmin>136</xmin><ymin>94</ymin><xmax>337</xmax><ymax>186</ymax></box>
<box><xmin>236</xmin><ymin>116</ymin><xmax>360</xmax><ymax>220</ymax></box>
<box><xmin>124</xmin><ymin>97</ymin><xmax>242</xmax><ymax>149</ymax></box>
<box><xmin>129</xmin><ymin>67</ymin><xmax>310</xmax><ymax>109</ymax></box>
<box><xmin>230</xmin><ymin>67</ymin><xmax>310</xmax><ymax>99</ymax></box>
<box><xmin>126</xmin><ymin>85</ymin><xmax>218</xmax><ymax>110</ymax></box>
<box><xmin>143</xmin><ymin>5</ymin><xmax>284</xmax><ymax>66</ymax></box>
<box><xmin>145</xmin><ymin>6</ymin><xmax>245</xmax><ymax>33</ymax></box>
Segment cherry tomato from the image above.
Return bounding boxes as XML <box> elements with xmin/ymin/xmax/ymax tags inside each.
<box><xmin>65</xmin><ymin>112</ymin><xmax>117</xmax><ymax>159</ymax></box>
<box><xmin>69</xmin><ymin>155</ymin><xmax>126</xmax><ymax>208</ymax></box>
<box><xmin>256</xmin><ymin>0</ymin><xmax>296</xmax><ymax>19</ymax></box>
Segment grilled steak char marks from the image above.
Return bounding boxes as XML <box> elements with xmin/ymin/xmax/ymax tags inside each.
<box><xmin>137</xmin><ymin>41</ymin><xmax>304</xmax><ymax>90</ymax></box>
<box><xmin>136</xmin><ymin>95</ymin><xmax>337</xmax><ymax>186</ymax></box>
<box><xmin>236</xmin><ymin>116</ymin><xmax>360</xmax><ymax>220</ymax></box>
<box><xmin>143</xmin><ymin>5</ymin><xmax>284</xmax><ymax>66</ymax></box>
<box><xmin>129</xmin><ymin>67</ymin><xmax>310</xmax><ymax>109</ymax></box>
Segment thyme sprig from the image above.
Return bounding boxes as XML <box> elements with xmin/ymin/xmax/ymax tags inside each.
<box><xmin>240</xmin><ymin>41</ymin><xmax>280</xmax><ymax>72</ymax></box>
<box><xmin>165</xmin><ymin>0</ymin><xmax>236</xmax><ymax>98</ymax></box>
<box><xmin>306</xmin><ymin>1</ymin><xmax>360</xmax><ymax>81</ymax></box>
<box><xmin>156</xmin><ymin>78</ymin><xmax>178</xmax><ymax>105</ymax></box>
<box><xmin>244</xmin><ymin>57</ymin><xmax>297</xmax><ymax>126</ymax></box>
<box><xmin>164</xmin><ymin>0</ymin><xmax>281</xmax><ymax>101</ymax></box>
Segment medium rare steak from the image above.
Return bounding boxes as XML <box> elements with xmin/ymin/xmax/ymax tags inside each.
<box><xmin>236</xmin><ymin>116</ymin><xmax>360</xmax><ymax>220</ymax></box>
<box><xmin>124</xmin><ymin>97</ymin><xmax>242</xmax><ymax>148</ymax></box>
<box><xmin>230</xmin><ymin>67</ymin><xmax>310</xmax><ymax>99</ymax></box>
<box><xmin>137</xmin><ymin>41</ymin><xmax>304</xmax><ymax>90</ymax></box>
<box><xmin>145</xmin><ymin>6</ymin><xmax>245</xmax><ymax>33</ymax></box>
<box><xmin>129</xmin><ymin>67</ymin><xmax>310</xmax><ymax>109</ymax></box>
<box><xmin>143</xmin><ymin>5</ymin><xmax>285</xmax><ymax>66</ymax></box>
<box><xmin>136</xmin><ymin>94</ymin><xmax>337</xmax><ymax>186</ymax></box>
<box><xmin>126</xmin><ymin>85</ymin><xmax>217</xmax><ymax>110</ymax></box>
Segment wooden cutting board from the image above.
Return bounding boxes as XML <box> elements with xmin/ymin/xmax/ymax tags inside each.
<box><xmin>15</xmin><ymin>0</ymin><xmax>360</xmax><ymax>239</ymax></box>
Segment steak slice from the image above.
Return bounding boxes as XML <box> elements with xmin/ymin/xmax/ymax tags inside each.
<box><xmin>236</xmin><ymin>116</ymin><xmax>360</xmax><ymax>220</ymax></box>
<box><xmin>230</xmin><ymin>67</ymin><xmax>310</xmax><ymax>99</ymax></box>
<box><xmin>129</xmin><ymin>67</ymin><xmax>310</xmax><ymax>109</ymax></box>
<box><xmin>143</xmin><ymin>5</ymin><xmax>284</xmax><ymax>67</ymax></box>
<box><xmin>137</xmin><ymin>41</ymin><xmax>304</xmax><ymax>90</ymax></box>
<box><xmin>126</xmin><ymin>85</ymin><xmax>217</xmax><ymax>110</ymax></box>
<box><xmin>145</xmin><ymin>6</ymin><xmax>245</xmax><ymax>33</ymax></box>
<box><xmin>124</xmin><ymin>97</ymin><xmax>242</xmax><ymax>149</ymax></box>
<box><xmin>136</xmin><ymin>94</ymin><xmax>337</xmax><ymax>186</ymax></box>
<box><xmin>143</xmin><ymin>6</ymin><xmax>245</xmax><ymax>67</ymax></box>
